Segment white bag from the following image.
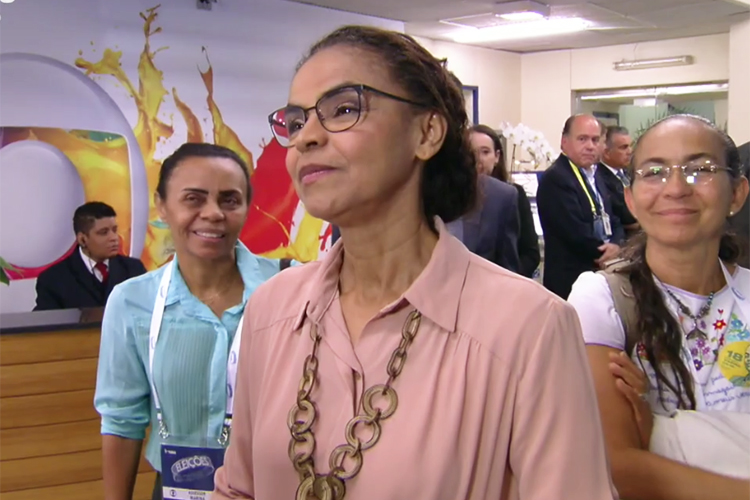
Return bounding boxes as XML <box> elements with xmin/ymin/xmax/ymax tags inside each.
<box><xmin>650</xmin><ymin>411</ymin><xmax>750</xmax><ymax>480</ymax></box>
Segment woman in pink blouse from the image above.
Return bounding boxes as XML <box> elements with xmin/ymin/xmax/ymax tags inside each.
<box><xmin>212</xmin><ymin>25</ymin><xmax>616</xmax><ymax>500</ymax></box>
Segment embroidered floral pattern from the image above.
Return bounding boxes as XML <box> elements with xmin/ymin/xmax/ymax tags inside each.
<box><xmin>636</xmin><ymin>342</ymin><xmax>647</xmax><ymax>360</ymax></box>
<box><xmin>689</xmin><ymin>335</ymin><xmax>716</xmax><ymax>369</ymax></box>
<box><xmin>725</xmin><ymin>314</ymin><xmax>750</xmax><ymax>343</ymax></box>
<box><xmin>635</xmin><ymin>274</ymin><xmax>749</xmax><ymax>414</ymax></box>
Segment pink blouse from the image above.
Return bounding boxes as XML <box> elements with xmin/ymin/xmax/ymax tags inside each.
<box><xmin>213</xmin><ymin>222</ymin><xmax>617</xmax><ymax>500</ymax></box>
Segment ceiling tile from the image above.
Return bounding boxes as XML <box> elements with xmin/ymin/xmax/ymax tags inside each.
<box><xmin>285</xmin><ymin>0</ymin><xmax>750</xmax><ymax>52</ymax></box>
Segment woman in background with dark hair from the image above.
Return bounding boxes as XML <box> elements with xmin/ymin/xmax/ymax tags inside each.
<box><xmin>471</xmin><ymin>124</ymin><xmax>541</xmax><ymax>278</ymax></box>
<box><xmin>95</xmin><ymin>143</ymin><xmax>289</xmax><ymax>500</ymax></box>
<box><xmin>214</xmin><ymin>25</ymin><xmax>615</xmax><ymax>500</ymax></box>
<box><xmin>569</xmin><ymin>115</ymin><xmax>750</xmax><ymax>499</ymax></box>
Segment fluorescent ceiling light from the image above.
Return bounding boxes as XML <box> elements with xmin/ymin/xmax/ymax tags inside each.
<box><xmin>614</xmin><ymin>56</ymin><xmax>694</xmax><ymax>71</ymax></box>
<box><xmin>451</xmin><ymin>17</ymin><xmax>591</xmax><ymax>43</ymax></box>
<box><xmin>579</xmin><ymin>83</ymin><xmax>729</xmax><ymax>100</ymax></box>
<box><xmin>499</xmin><ymin>11</ymin><xmax>545</xmax><ymax>21</ymax></box>
<box><xmin>495</xmin><ymin>1</ymin><xmax>551</xmax><ymax>20</ymax></box>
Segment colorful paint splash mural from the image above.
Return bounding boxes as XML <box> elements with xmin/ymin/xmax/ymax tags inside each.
<box><xmin>65</xmin><ymin>4</ymin><xmax>328</xmax><ymax>269</ymax></box>
<box><xmin>75</xmin><ymin>5</ymin><xmax>330</xmax><ymax>269</ymax></box>
<box><xmin>1</xmin><ymin>127</ymin><xmax>133</xmax><ymax>278</ymax></box>
<box><xmin>0</xmin><ymin>3</ymin><xmax>329</xmax><ymax>280</ymax></box>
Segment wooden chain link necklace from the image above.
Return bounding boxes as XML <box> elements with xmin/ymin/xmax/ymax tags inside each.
<box><xmin>287</xmin><ymin>310</ymin><xmax>422</xmax><ymax>500</ymax></box>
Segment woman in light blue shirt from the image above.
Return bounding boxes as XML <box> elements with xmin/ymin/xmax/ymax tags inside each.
<box><xmin>94</xmin><ymin>142</ymin><xmax>290</xmax><ymax>500</ymax></box>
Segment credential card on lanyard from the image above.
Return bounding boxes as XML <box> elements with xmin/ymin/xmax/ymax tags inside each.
<box><xmin>602</xmin><ymin>213</ymin><xmax>613</xmax><ymax>237</ymax></box>
<box><xmin>148</xmin><ymin>261</ymin><xmax>245</xmax><ymax>439</ymax></box>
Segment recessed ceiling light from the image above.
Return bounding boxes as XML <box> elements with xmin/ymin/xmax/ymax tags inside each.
<box><xmin>451</xmin><ymin>17</ymin><xmax>591</xmax><ymax>44</ymax></box>
<box><xmin>499</xmin><ymin>12</ymin><xmax>546</xmax><ymax>21</ymax></box>
<box><xmin>494</xmin><ymin>1</ymin><xmax>550</xmax><ymax>20</ymax></box>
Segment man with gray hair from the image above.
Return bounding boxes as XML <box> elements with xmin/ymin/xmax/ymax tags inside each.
<box><xmin>537</xmin><ymin>114</ymin><xmax>625</xmax><ymax>298</ymax></box>
<box><xmin>596</xmin><ymin>126</ymin><xmax>639</xmax><ymax>236</ymax></box>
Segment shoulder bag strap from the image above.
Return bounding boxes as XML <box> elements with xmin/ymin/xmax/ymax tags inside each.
<box><xmin>598</xmin><ymin>259</ymin><xmax>640</xmax><ymax>355</ymax></box>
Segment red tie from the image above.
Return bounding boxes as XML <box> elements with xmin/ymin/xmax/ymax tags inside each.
<box><xmin>95</xmin><ymin>262</ymin><xmax>109</xmax><ymax>282</ymax></box>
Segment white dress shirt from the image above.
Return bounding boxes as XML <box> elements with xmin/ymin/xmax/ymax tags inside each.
<box><xmin>602</xmin><ymin>162</ymin><xmax>629</xmax><ymax>186</ymax></box>
<box><xmin>79</xmin><ymin>247</ymin><xmax>109</xmax><ymax>282</ymax></box>
<box><xmin>581</xmin><ymin>164</ymin><xmax>605</xmax><ymax>211</ymax></box>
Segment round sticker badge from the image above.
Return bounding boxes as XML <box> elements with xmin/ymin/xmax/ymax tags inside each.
<box><xmin>718</xmin><ymin>341</ymin><xmax>750</xmax><ymax>388</ymax></box>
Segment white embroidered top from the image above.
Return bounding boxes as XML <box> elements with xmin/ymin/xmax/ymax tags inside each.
<box><xmin>568</xmin><ymin>265</ymin><xmax>750</xmax><ymax>415</ymax></box>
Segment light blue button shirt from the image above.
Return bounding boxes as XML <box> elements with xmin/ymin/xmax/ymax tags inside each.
<box><xmin>94</xmin><ymin>242</ymin><xmax>284</xmax><ymax>471</ymax></box>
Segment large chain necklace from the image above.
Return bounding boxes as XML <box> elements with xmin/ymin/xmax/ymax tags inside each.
<box><xmin>664</xmin><ymin>287</ymin><xmax>715</xmax><ymax>341</ymax></box>
<box><xmin>287</xmin><ymin>310</ymin><xmax>422</xmax><ymax>500</ymax></box>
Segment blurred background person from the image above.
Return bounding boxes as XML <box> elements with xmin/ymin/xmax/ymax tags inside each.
<box><xmin>443</xmin><ymin>111</ymin><xmax>520</xmax><ymax>272</ymax></box>
<box><xmin>597</xmin><ymin>126</ymin><xmax>640</xmax><ymax>237</ymax></box>
<box><xmin>95</xmin><ymin>143</ymin><xmax>289</xmax><ymax>500</ymax></box>
<box><xmin>569</xmin><ymin>115</ymin><xmax>750</xmax><ymax>499</ymax></box>
<box><xmin>537</xmin><ymin>114</ymin><xmax>625</xmax><ymax>299</ymax></box>
<box><xmin>34</xmin><ymin>201</ymin><xmax>146</xmax><ymax>311</ymax></box>
<box><xmin>471</xmin><ymin>124</ymin><xmax>540</xmax><ymax>278</ymax></box>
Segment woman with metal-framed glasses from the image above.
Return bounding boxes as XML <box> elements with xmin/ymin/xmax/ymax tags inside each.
<box><xmin>212</xmin><ymin>25</ymin><xmax>616</xmax><ymax>500</ymax></box>
<box><xmin>569</xmin><ymin>114</ymin><xmax>750</xmax><ymax>498</ymax></box>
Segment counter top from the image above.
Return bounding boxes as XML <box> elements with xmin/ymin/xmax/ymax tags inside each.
<box><xmin>0</xmin><ymin>307</ymin><xmax>104</xmax><ymax>334</ymax></box>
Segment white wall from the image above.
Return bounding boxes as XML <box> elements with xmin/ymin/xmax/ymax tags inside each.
<box><xmin>520</xmin><ymin>34</ymin><xmax>732</xmax><ymax>154</ymax></box>
<box><xmin>521</xmin><ymin>50</ymin><xmax>573</xmax><ymax>155</ymax></box>
<box><xmin>415</xmin><ymin>37</ymin><xmax>522</xmax><ymax>128</ymax></box>
<box><xmin>570</xmin><ymin>34</ymin><xmax>730</xmax><ymax>90</ymax></box>
<box><xmin>729</xmin><ymin>18</ymin><xmax>750</xmax><ymax>145</ymax></box>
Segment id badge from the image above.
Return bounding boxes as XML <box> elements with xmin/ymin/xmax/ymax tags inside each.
<box><xmin>592</xmin><ymin>216</ymin><xmax>606</xmax><ymax>241</ymax></box>
<box><xmin>161</xmin><ymin>444</ymin><xmax>225</xmax><ymax>499</ymax></box>
<box><xmin>602</xmin><ymin>213</ymin><xmax>613</xmax><ymax>237</ymax></box>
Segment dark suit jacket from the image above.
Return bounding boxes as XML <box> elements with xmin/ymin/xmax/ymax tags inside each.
<box><xmin>512</xmin><ymin>183</ymin><xmax>541</xmax><ymax>278</ymax></box>
<box><xmin>596</xmin><ymin>164</ymin><xmax>637</xmax><ymax>227</ymax></box>
<box><xmin>730</xmin><ymin>142</ymin><xmax>750</xmax><ymax>267</ymax></box>
<box><xmin>537</xmin><ymin>154</ymin><xmax>625</xmax><ymax>299</ymax></box>
<box><xmin>458</xmin><ymin>175</ymin><xmax>521</xmax><ymax>272</ymax></box>
<box><xmin>34</xmin><ymin>249</ymin><xmax>147</xmax><ymax>311</ymax></box>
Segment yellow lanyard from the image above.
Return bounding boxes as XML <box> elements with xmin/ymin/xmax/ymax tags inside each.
<box><xmin>569</xmin><ymin>160</ymin><xmax>598</xmax><ymax>216</ymax></box>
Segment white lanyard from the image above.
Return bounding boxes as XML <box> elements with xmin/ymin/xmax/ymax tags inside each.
<box><xmin>720</xmin><ymin>260</ymin><xmax>750</xmax><ymax>321</ymax></box>
<box><xmin>677</xmin><ymin>260</ymin><xmax>749</xmax><ymax>409</ymax></box>
<box><xmin>148</xmin><ymin>261</ymin><xmax>244</xmax><ymax>445</ymax></box>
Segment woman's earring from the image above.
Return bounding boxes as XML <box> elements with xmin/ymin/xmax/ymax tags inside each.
<box><xmin>729</xmin><ymin>211</ymin><xmax>734</xmax><ymax>217</ymax></box>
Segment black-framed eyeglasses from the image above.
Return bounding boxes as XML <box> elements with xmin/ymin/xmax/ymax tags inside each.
<box><xmin>633</xmin><ymin>159</ymin><xmax>732</xmax><ymax>187</ymax></box>
<box><xmin>268</xmin><ymin>84</ymin><xmax>428</xmax><ymax>148</ymax></box>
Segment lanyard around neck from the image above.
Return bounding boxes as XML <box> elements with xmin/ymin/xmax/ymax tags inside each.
<box><xmin>147</xmin><ymin>260</ymin><xmax>244</xmax><ymax>443</ymax></box>
<box><xmin>720</xmin><ymin>260</ymin><xmax>750</xmax><ymax>320</ymax></box>
<box><xmin>569</xmin><ymin>160</ymin><xmax>599</xmax><ymax>216</ymax></box>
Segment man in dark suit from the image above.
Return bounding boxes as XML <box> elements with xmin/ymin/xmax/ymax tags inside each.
<box><xmin>34</xmin><ymin>202</ymin><xmax>147</xmax><ymax>310</ymax></box>
<box><xmin>730</xmin><ymin>141</ymin><xmax>750</xmax><ymax>267</ymax></box>
<box><xmin>537</xmin><ymin>114</ymin><xmax>625</xmax><ymax>299</ymax></box>
<box><xmin>447</xmin><ymin>174</ymin><xmax>521</xmax><ymax>272</ymax></box>
<box><xmin>597</xmin><ymin>126</ymin><xmax>639</xmax><ymax>237</ymax></box>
